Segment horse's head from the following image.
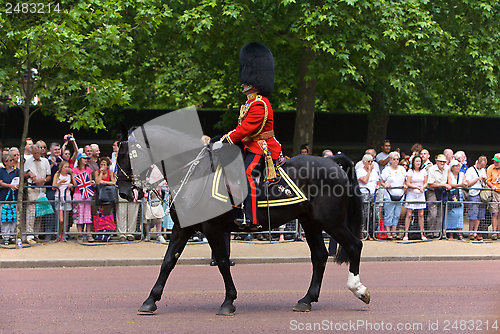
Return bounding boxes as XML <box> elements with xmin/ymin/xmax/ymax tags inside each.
<box><xmin>116</xmin><ymin>122</ymin><xmax>145</xmax><ymax>202</ymax></box>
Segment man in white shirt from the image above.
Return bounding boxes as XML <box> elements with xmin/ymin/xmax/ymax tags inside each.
<box><xmin>465</xmin><ymin>156</ymin><xmax>487</xmax><ymax>240</ymax></box>
<box><xmin>24</xmin><ymin>144</ymin><xmax>52</xmax><ymax>245</ymax></box>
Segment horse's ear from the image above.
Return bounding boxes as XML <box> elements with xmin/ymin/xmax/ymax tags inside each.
<box><xmin>119</xmin><ymin>121</ymin><xmax>128</xmax><ymax>141</ymax></box>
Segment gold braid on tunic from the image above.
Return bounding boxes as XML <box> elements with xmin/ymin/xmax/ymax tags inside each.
<box><xmin>238</xmin><ymin>95</ymin><xmax>276</xmax><ymax>180</ymax></box>
<box><xmin>238</xmin><ymin>95</ymin><xmax>268</xmax><ymax>138</ymax></box>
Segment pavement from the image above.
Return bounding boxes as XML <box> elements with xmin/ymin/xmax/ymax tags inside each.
<box><xmin>1</xmin><ymin>237</ymin><xmax>500</xmax><ymax>268</ymax></box>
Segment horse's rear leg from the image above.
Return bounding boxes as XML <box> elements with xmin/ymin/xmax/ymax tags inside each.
<box><xmin>138</xmin><ymin>225</ymin><xmax>194</xmax><ymax>313</ymax></box>
<box><xmin>293</xmin><ymin>223</ymin><xmax>328</xmax><ymax>312</ymax></box>
<box><xmin>326</xmin><ymin>226</ymin><xmax>370</xmax><ymax>304</ymax></box>
<box><xmin>203</xmin><ymin>225</ymin><xmax>237</xmax><ymax>316</ymax></box>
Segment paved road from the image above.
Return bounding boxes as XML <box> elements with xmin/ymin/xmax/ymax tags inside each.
<box><xmin>1</xmin><ymin>262</ymin><xmax>499</xmax><ymax>333</ymax></box>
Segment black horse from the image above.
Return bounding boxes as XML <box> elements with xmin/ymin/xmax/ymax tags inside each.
<box><xmin>116</xmin><ymin>124</ymin><xmax>370</xmax><ymax>315</ymax></box>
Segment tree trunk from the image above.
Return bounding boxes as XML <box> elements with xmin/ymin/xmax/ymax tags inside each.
<box><xmin>292</xmin><ymin>47</ymin><xmax>317</xmax><ymax>156</ymax></box>
<box><xmin>16</xmin><ymin>102</ymin><xmax>30</xmax><ymax>247</ymax></box>
<box><xmin>366</xmin><ymin>91</ymin><xmax>389</xmax><ymax>150</ymax></box>
<box><xmin>16</xmin><ymin>53</ymin><xmax>33</xmax><ymax>248</ymax></box>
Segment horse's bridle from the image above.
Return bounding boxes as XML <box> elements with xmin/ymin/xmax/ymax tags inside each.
<box><xmin>117</xmin><ymin>136</ymin><xmax>215</xmax><ymax>215</ymax></box>
<box><xmin>116</xmin><ymin>140</ymin><xmax>152</xmax><ymax>190</ymax></box>
<box><xmin>116</xmin><ymin>141</ymin><xmax>136</xmax><ymax>182</ymax></box>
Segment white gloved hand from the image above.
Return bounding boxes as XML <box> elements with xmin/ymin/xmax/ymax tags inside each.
<box><xmin>212</xmin><ymin>140</ymin><xmax>223</xmax><ymax>150</ymax></box>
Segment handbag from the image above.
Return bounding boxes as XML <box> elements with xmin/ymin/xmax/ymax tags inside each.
<box><xmin>473</xmin><ymin>166</ymin><xmax>493</xmax><ymax>203</ymax></box>
<box><xmin>446</xmin><ymin>189</ymin><xmax>459</xmax><ymax>202</ymax></box>
<box><xmin>445</xmin><ymin>173</ymin><xmax>460</xmax><ymax>203</ymax></box>
<box><xmin>144</xmin><ymin>192</ymin><xmax>165</xmax><ymax>219</ymax></box>
<box><xmin>480</xmin><ymin>187</ymin><xmax>493</xmax><ymax>203</ymax></box>
<box><xmin>1</xmin><ymin>189</ymin><xmax>16</xmax><ymax>223</ymax></box>
<box><xmin>95</xmin><ymin>185</ymin><xmax>118</xmax><ymax>206</ymax></box>
<box><xmin>36</xmin><ymin>193</ymin><xmax>54</xmax><ymax>217</ymax></box>
<box><xmin>386</xmin><ymin>188</ymin><xmax>404</xmax><ymax>202</ymax></box>
<box><xmin>93</xmin><ymin>208</ymin><xmax>116</xmax><ymax>231</ymax></box>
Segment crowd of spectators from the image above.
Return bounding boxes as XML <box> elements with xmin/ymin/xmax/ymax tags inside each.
<box><xmin>348</xmin><ymin>140</ymin><xmax>500</xmax><ymax>241</ymax></box>
<box><xmin>0</xmin><ymin>134</ymin><xmax>172</xmax><ymax>245</ymax></box>
<box><xmin>2</xmin><ymin>134</ymin><xmax>500</xmax><ymax>245</ymax></box>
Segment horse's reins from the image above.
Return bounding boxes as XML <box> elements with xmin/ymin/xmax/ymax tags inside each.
<box><xmin>166</xmin><ymin>146</ymin><xmax>209</xmax><ymax>210</ymax></box>
<box><xmin>118</xmin><ymin>126</ymin><xmax>218</xmax><ymax>216</ymax></box>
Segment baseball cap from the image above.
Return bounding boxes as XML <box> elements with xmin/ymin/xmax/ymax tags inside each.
<box><xmin>493</xmin><ymin>153</ymin><xmax>500</xmax><ymax>162</ymax></box>
<box><xmin>76</xmin><ymin>152</ymin><xmax>91</xmax><ymax>163</ymax></box>
<box><xmin>435</xmin><ymin>154</ymin><xmax>447</xmax><ymax>162</ymax></box>
<box><xmin>449</xmin><ymin>159</ymin><xmax>460</xmax><ymax>168</ymax></box>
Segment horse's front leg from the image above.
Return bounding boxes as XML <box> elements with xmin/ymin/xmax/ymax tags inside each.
<box><xmin>293</xmin><ymin>223</ymin><xmax>328</xmax><ymax>312</ymax></box>
<box><xmin>203</xmin><ymin>224</ymin><xmax>237</xmax><ymax>316</ymax></box>
<box><xmin>138</xmin><ymin>224</ymin><xmax>195</xmax><ymax>313</ymax></box>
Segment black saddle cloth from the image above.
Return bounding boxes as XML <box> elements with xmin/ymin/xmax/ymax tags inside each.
<box><xmin>211</xmin><ymin>166</ymin><xmax>308</xmax><ymax>208</ymax></box>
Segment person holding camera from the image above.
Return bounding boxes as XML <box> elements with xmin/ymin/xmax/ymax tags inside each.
<box><xmin>61</xmin><ymin>133</ymin><xmax>79</xmax><ymax>168</ymax></box>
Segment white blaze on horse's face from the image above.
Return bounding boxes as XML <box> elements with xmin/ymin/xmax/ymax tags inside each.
<box><xmin>133</xmin><ymin>188</ymin><xmax>139</xmax><ymax>202</ymax></box>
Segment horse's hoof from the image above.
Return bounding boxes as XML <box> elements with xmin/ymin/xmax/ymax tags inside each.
<box><xmin>138</xmin><ymin>303</ymin><xmax>157</xmax><ymax>314</ymax></box>
<box><xmin>359</xmin><ymin>289</ymin><xmax>370</xmax><ymax>304</ymax></box>
<box><xmin>293</xmin><ymin>301</ymin><xmax>311</xmax><ymax>312</ymax></box>
<box><xmin>217</xmin><ymin>303</ymin><xmax>236</xmax><ymax>316</ymax></box>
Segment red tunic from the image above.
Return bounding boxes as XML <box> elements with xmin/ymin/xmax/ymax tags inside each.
<box><xmin>225</xmin><ymin>94</ymin><xmax>281</xmax><ymax>159</ymax></box>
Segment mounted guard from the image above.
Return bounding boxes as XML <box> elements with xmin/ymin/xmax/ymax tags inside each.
<box><xmin>214</xmin><ymin>42</ymin><xmax>281</xmax><ymax>229</ymax></box>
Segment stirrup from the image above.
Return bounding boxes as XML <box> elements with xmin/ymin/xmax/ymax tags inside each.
<box><xmin>234</xmin><ymin>218</ymin><xmax>251</xmax><ymax>227</ymax></box>
<box><xmin>234</xmin><ymin>218</ymin><xmax>261</xmax><ymax>230</ymax></box>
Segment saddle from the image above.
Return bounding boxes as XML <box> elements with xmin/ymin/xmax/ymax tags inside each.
<box><xmin>211</xmin><ymin>165</ymin><xmax>308</xmax><ymax>208</ymax></box>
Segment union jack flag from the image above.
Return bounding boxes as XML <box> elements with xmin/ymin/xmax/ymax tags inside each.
<box><xmin>74</xmin><ymin>172</ymin><xmax>94</xmax><ymax>199</ymax></box>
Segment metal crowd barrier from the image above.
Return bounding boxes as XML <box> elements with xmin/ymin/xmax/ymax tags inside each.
<box><xmin>443</xmin><ymin>187</ymin><xmax>499</xmax><ymax>242</ymax></box>
<box><xmin>1</xmin><ymin>185</ymin><xmax>61</xmax><ymax>248</ymax></box>
<box><xmin>368</xmin><ymin>186</ymin><xmax>499</xmax><ymax>242</ymax></box>
<box><xmin>0</xmin><ymin>185</ymin><xmax>146</xmax><ymax>247</ymax></box>
<box><xmin>372</xmin><ymin>186</ymin><xmax>444</xmax><ymax>241</ymax></box>
<box><xmin>3</xmin><ymin>184</ymin><xmax>499</xmax><ymax>248</ymax></box>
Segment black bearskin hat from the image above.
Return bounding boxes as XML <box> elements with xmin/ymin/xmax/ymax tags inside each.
<box><xmin>239</xmin><ymin>42</ymin><xmax>274</xmax><ymax>97</ymax></box>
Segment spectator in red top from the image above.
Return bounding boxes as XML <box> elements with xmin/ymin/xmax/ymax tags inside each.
<box><xmin>95</xmin><ymin>157</ymin><xmax>115</xmax><ymax>186</ymax></box>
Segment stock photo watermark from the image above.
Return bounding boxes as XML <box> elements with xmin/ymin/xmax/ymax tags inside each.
<box><xmin>289</xmin><ymin>319</ymin><xmax>498</xmax><ymax>332</ymax></box>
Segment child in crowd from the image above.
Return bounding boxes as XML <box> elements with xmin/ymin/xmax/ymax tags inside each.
<box><xmin>72</xmin><ymin>153</ymin><xmax>94</xmax><ymax>242</ymax></box>
<box><xmin>52</xmin><ymin>160</ymin><xmax>74</xmax><ymax>242</ymax></box>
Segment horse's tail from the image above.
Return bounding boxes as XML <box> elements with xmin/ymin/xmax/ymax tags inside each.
<box><xmin>330</xmin><ymin>153</ymin><xmax>364</xmax><ymax>264</ymax></box>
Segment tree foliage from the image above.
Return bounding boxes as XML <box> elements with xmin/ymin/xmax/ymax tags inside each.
<box><xmin>134</xmin><ymin>0</ymin><xmax>500</xmax><ymax>150</ymax></box>
<box><xmin>0</xmin><ymin>0</ymin><xmax>168</xmax><ymax>129</ymax></box>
